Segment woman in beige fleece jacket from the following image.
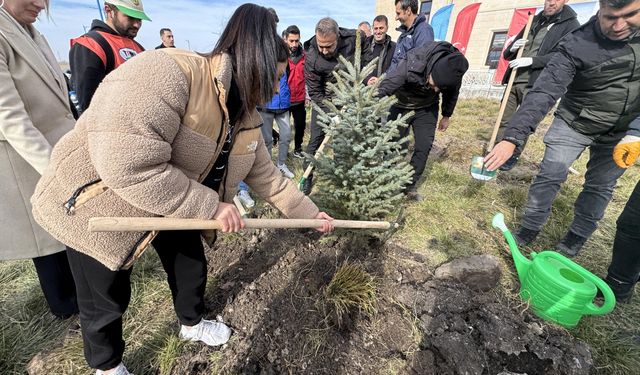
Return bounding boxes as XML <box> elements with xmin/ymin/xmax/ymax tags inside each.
<box><xmin>0</xmin><ymin>0</ymin><xmax>78</xmax><ymax>319</ymax></box>
<box><xmin>31</xmin><ymin>4</ymin><xmax>333</xmax><ymax>374</ymax></box>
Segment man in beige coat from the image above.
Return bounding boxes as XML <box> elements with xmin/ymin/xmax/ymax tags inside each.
<box><xmin>0</xmin><ymin>0</ymin><xmax>78</xmax><ymax>318</ymax></box>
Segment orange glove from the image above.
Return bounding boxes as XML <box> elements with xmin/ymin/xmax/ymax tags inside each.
<box><xmin>613</xmin><ymin>135</ymin><xmax>640</xmax><ymax>168</ymax></box>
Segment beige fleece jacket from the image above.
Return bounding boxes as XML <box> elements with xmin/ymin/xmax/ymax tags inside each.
<box><xmin>32</xmin><ymin>49</ymin><xmax>319</xmax><ymax>271</ymax></box>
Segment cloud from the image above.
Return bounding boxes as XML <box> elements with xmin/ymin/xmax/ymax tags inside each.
<box><xmin>36</xmin><ymin>0</ymin><xmax>376</xmax><ymax>61</ymax></box>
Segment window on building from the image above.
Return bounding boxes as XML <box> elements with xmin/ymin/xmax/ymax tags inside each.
<box><xmin>420</xmin><ymin>1</ymin><xmax>433</xmax><ymax>23</ymax></box>
<box><xmin>486</xmin><ymin>31</ymin><xmax>508</xmax><ymax>69</ymax></box>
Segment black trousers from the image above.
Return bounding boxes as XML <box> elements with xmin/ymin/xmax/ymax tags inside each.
<box><xmin>290</xmin><ymin>102</ymin><xmax>307</xmax><ymax>152</ymax></box>
<box><xmin>608</xmin><ymin>180</ymin><xmax>640</xmax><ymax>285</ymax></box>
<box><xmin>389</xmin><ymin>104</ymin><xmax>439</xmax><ymax>188</ymax></box>
<box><xmin>67</xmin><ymin>230</ymin><xmax>207</xmax><ymax>370</ymax></box>
<box><xmin>304</xmin><ymin>108</ymin><xmax>324</xmax><ymax>168</ymax></box>
<box><xmin>32</xmin><ymin>250</ymin><xmax>78</xmax><ymax>318</ymax></box>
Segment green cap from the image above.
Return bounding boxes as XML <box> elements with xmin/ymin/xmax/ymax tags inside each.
<box><xmin>105</xmin><ymin>0</ymin><xmax>151</xmax><ymax>21</ymax></box>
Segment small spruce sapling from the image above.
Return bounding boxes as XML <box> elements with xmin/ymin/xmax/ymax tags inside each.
<box><xmin>309</xmin><ymin>32</ymin><xmax>414</xmax><ymax>220</ymax></box>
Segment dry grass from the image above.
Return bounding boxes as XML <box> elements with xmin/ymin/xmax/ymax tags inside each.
<box><xmin>321</xmin><ymin>262</ymin><xmax>377</xmax><ymax>327</ymax></box>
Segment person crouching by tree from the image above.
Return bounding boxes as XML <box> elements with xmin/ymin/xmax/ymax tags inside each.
<box><xmin>31</xmin><ymin>4</ymin><xmax>334</xmax><ymax>375</ymax></box>
<box><xmin>371</xmin><ymin>41</ymin><xmax>469</xmax><ymax>201</ymax></box>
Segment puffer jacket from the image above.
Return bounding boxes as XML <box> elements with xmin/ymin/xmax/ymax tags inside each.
<box><xmin>263</xmin><ymin>71</ymin><xmax>291</xmax><ymax>112</ymax></box>
<box><xmin>504</xmin><ymin>17</ymin><xmax>640</xmax><ymax>143</ymax></box>
<box><xmin>378</xmin><ymin>41</ymin><xmax>465</xmax><ymax>115</ymax></box>
<box><xmin>31</xmin><ymin>49</ymin><xmax>319</xmax><ymax>271</ymax></box>
<box><xmin>388</xmin><ymin>14</ymin><xmax>434</xmax><ymax>73</ymax></box>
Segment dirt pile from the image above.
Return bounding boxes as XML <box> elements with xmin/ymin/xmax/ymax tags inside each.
<box><xmin>172</xmin><ymin>229</ymin><xmax>593</xmax><ymax>375</ymax></box>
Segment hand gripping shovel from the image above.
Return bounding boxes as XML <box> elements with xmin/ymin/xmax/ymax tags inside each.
<box><xmin>90</xmin><ymin>217</ymin><xmax>400</xmax><ymax>270</ymax></box>
<box><xmin>470</xmin><ymin>13</ymin><xmax>534</xmax><ymax>181</ymax></box>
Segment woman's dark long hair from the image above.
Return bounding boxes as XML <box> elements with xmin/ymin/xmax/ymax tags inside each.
<box><xmin>208</xmin><ymin>4</ymin><xmax>289</xmax><ymax>117</ymax></box>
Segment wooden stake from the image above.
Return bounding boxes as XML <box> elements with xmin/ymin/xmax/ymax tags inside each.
<box><xmin>486</xmin><ymin>13</ymin><xmax>536</xmax><ymax>153</ymax></box>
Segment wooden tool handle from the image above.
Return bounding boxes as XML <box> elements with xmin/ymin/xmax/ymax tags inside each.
<box><xmin>89</xmin><ymin>217</ymin><xmax>397</xmax><ymax>232</ymax></box>
<box><xmin>486</xmin><ymin>13</ymin><xmax>535</xmax><ymax>152</ymax></box>
<box><xmin>302</xmin><ymin>135</ymin><xmax>332</xmax><ymax>179</ymax></box>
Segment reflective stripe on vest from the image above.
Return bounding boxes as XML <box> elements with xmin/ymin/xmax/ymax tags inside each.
<box><xmin>71</xmin><ymin>31</ymin><xmax>144</xmax><ymax>73</ymax></box>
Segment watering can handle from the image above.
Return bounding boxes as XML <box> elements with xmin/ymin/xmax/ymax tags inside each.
<box><xmin>543</xmin><ymin>252</ymin><xmax>616</xmax><ymax>316</ymax></box>
<box><xmin>583</xmin><ymin>275</ymin><xmax>617</xmax><ymax>316</ymax></box>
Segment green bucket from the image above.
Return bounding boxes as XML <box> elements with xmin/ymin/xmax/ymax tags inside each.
<box><xmin>492</xmin><ymin>213</ymin><xmax>616</xmax><ymax>328</ymax></box>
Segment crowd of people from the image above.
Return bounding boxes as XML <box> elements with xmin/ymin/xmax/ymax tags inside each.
<box><xmin>0</xmin><ymin>0</ymin><xmax>639</xmax><ymax>373</ymax></box>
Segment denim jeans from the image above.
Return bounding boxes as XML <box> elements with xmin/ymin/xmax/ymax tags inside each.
<box><xmin>260</xmin><ymin>110</ymin><xmax>291</xmax><ymax>166</ymax></box>
<box><xmin>521</xmin><ymin>117</ymin><xmax>626</xmax><ymax>239</ymax></box>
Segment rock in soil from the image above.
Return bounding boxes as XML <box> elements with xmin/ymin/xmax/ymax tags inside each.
<box><xmin>434</xmin><ymin>254</ymin><xmax>502</xmax><ymax>291</ymax></box>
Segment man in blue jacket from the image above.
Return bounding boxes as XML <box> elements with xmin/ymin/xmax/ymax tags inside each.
<box><xmin>259</xmin><ymin>68</ymin><xmax>294</xmax><ymax>179</ymax></box>
<box><xmin>388</xmin><ymin>0</ymin><xmax>434</xmax><ymax>73</ymax></box>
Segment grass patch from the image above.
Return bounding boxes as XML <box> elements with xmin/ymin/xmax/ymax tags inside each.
<box><xmin>321</xmin><ymin>262</ymin><xmax>377</xmax><ymax>327</ymax></box>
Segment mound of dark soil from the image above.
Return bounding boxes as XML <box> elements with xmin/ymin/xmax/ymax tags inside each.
<box><xmin>171</xmin><ymin>229</ymin><xmax>592</xmax><ymax>375</ymax></box>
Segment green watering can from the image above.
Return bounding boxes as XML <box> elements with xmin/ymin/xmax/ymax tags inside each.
<box><xmin>492</xmin><ymin>213</ymin><xmax>616</xmax><ymax>328</ymax></box>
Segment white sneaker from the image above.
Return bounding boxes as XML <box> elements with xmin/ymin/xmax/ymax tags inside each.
<box><xmin>96</xmin><ymin>363</ymin><xmax>132</xmax><ymax>375</ymax></box>
<box><xmin>277</xmin><ymin>163</ymin><xmax>295</xmax><ymax>179</ymax></box>
<box><xmin>236</xmin><ymin>189</ymin><xmax>255</xmax><ymax>208</ymax></box>
<box><xmin>179</xmin><ymin>319</ymin><xmax>231</xmax><ymax>347</ymax></box>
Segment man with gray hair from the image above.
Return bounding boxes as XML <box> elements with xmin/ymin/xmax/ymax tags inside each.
<box><xmin>302</xmin><ymin>17</ymin><xmax>364</xmax><ymax>194</ymax></box>
<box><xmin>485</xmin><ymin>0</ymin><xmax>640</xmax><ymax>257</ymax></box>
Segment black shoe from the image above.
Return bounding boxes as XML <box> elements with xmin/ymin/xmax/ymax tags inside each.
<box><xmin>405</xmin><ymin>189</ymin><xmax>424</xmax><ymax>202</ymax></box>
<box><xmin>293</xmin><ymin>150</ymin><xmax>304</xmax><ymax>159</ymax></box>
<box><xmin>499</xmin><ymin>155</ymin><xmax>520</xmax><ymax>171</ymax></box>
<box><xmin>302</xmin><ymin>175</ymin><xmax>313</xmax><ymax>195</ymax></box>
<box><xmin>596</xmin><ymin>275</ymin><xmax>635</xmax><ymax>303</ymax></box>
<box><xmin>514</xmin><ymin>226</ymin><xmax>539</xmax><ymax>247</ymax></box>
<box><xmin>556</xmin><ymin>231</ymin><xmax>588</xmax><ymax>258</ymax></box>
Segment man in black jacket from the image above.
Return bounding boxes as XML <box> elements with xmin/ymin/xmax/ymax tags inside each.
<box><xmin>363</xmin><ymin>15</ymin><xmax>396</xmax><ymax>85</ymax></box>
<box><xmin>485</xmin><ymin>0</ymin><xmax>640</xmax><ymax>257</ymax></box>
<box><xmin>497</xmin><ymin>0</ymin><xmax>579</xmax><ymax>171</ymax></box>
<box><xmin>375</xmin><ymin>42</ymin><xmax>469</xmax><ymax>200</ymax></box>
<box><xmin>302</xmin><ymin>17</ymin><xmax>364</xmax><ymax>194</ymax></box>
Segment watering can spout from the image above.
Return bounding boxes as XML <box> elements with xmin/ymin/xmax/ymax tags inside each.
<box><xmin>492</xmin><ymin>213</ymin><xmax>531</xmax><ymax>285</ymax></box>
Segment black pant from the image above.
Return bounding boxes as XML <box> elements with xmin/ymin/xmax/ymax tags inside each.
<box><xmin>290</xmin><ymin>102</ymin><xmax>307</xmax><ymax>152</ymax></box>
<box><xmin>32</xmin><ymin>251</ymin><xmax>78</xmax><ymax>318</ymax></box>
<box><xmin>389</xmin><ymin>104</ymin><xmax>439</xmax><ymax>188</ymax></box>
<box><xmin>67</xmin><ymin>230</ymin><xmax>207</xmax><ymax>370</ymax></box>
<box><xmin>305</xmin><ymin>108</ymin><xmax>324</xmax><ymax>167</ymax></box>
<box><xmin>608</xmin><ymin>180</ymin><xmax>640</xmax><ymax>285</ymax></box>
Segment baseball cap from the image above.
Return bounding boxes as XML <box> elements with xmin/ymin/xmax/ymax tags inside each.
<box><xmin>105</xmin><ymin>0</ymin><xmax>151</xmax><ymax>21</ymax></box>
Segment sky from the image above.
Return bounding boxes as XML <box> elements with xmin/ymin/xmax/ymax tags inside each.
<box><xmin>35</xmin><ymin>0</ymin><xmax>377</xmax><ymax>62</ymax></box>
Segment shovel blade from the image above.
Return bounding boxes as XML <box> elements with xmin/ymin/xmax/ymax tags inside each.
<box><xmin>470</xmin><ymin>156</ymin><xmax>497</xmax><ymax>181</ymax></box>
